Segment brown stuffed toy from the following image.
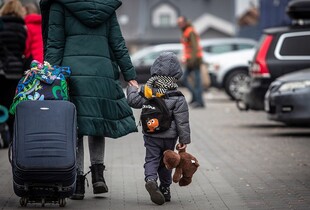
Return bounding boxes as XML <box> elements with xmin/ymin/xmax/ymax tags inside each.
<box><xmin>163</xmin><ymin>147</ymin><xmax>199</xmax><ymax>186</ymax></box>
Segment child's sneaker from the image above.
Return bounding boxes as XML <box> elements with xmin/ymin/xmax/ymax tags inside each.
<box><xmin>145</xmin><ymin>179</ymin><xmax>165</xmax><ymax>205</ymax></box>
<box><xmin>159</xmin><ymin>185</ymin><xmax>171</xmax><ymax>202</ymax></box>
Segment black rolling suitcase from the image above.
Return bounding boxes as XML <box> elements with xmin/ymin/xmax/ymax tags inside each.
<box><xmin>11</xmin><ymin>100</ymin><xmax>77</xmax><ymax>207</ymax></box>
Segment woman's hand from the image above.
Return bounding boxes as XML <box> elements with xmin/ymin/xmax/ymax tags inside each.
<box><xmin>128</xmin><ymin>80</ymin><xmax>138</xmax><ymax>88</ymax></box>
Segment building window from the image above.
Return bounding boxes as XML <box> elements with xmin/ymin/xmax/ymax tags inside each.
<box><xmin>160</xmin><ymin>14</ymin><xmax>171</xmax><ymax>27</ymax></box>
<box><xmin>152</xmin><ymin>3</ymin><xmax>177</xmax><ymax>28</ymax></box>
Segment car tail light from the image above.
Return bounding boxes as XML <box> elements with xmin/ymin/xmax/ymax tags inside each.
<box><xmin>250</xmin><ymin>35</ymin><xmax>273</xmax><ymax>78</ymax></box>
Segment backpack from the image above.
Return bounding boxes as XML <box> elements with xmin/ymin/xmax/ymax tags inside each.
<box><xmin>140</xmin><ymin>91</ymin><xmax>183</xmax><ymax>133</ymax></box>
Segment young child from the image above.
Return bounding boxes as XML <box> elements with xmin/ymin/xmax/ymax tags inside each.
<box><xmin>127</xmin><ymin>52</ymin><xmax>191</xmax><ymax>205</ymax></box>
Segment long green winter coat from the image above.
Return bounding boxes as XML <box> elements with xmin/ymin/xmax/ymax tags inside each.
<box><xmin>40</xmin><ymin>0</ymin><xmax>137</xmax><ymax>138</ymax></box>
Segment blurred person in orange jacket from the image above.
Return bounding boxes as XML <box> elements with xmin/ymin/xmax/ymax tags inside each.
<box><xmin>178</xmin><ymin>16</ymin><xmax>205</xmax><ymax>108</ymax></box>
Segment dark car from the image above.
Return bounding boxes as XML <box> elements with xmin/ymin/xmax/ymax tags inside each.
<box><xmin>238</xmin><ymin>0</ymin><xmax>310</xmax><ymax>111</ymax></box>
<box><xmin>264</xmin><ymin>69</ymin><xmax>310</xmax><ymax>125</ymax></box>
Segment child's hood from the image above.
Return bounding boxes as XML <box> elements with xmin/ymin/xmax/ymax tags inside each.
<box><xmin>150</xmin><ymin>52</ymin><xmax>183</xmax><ymax>80</ymax></box>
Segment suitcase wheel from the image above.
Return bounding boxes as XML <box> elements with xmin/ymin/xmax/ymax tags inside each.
<box><xmin>59</xmin><ymin>198</ymin><xmax>66</xmax><ymax>207</ymax></box>
<box><xmin>20</xmin><ymin>197</ymin><xmax>28</xmax><ymax>207</ymax></box>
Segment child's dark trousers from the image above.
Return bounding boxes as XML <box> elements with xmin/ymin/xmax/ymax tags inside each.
<box><xmin>143</xmin><ymin>135</ymin><xmax>177</xmax><ymax>187</ymax></box>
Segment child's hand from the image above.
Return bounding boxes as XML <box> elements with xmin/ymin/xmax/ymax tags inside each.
<box><xmin>176</xmin><ymin>143</ymin><xmax>187</xmax><ymax>151</ymax></box>
<box><xmin>128</xmin><ymin>80</ymin><xmax>139</xmax><ymax>88</ymax></box>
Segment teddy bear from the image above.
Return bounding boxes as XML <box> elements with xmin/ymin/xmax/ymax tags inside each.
<box><xmin>163</xmin><ymin>147</ymin><xmax>199</xmax><ymax>186</ymax></box>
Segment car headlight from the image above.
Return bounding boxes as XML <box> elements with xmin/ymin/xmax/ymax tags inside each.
<box><xmin>207</xmin><ymin>63</ymin><xmax>220</xmax><ymax>73</ymax></box>
<box><xmin>278</xmin><ymin>81</ymin><xmax>310</xmax><ymax>92</ymax></box>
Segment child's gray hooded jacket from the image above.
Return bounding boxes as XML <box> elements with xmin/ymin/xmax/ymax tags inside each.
<box><xmin>127</xmin><ymin>52</ymin><xmax>191</xmax><ymax>144</ymax></box>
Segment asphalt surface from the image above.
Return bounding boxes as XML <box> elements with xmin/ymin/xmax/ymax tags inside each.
<box><xmin>0</xmin><ymin>88</ymin><xmax>309</xmax><ymax>210</ymax></box>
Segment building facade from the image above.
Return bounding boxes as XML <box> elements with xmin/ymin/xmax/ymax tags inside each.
<box><xmin>0</xmin><ymin>0</ymin><xmax>236</xmax><ymax>51</ymax></box>
<box><xmin>237</xmin><ymin>0</ymin><xmax>292</xmax><ymax>40</ymax></box>
<box><xmin>117</xmin><ymin>0</ymin><xmax>236</xmax><ymax>50</ymax></box>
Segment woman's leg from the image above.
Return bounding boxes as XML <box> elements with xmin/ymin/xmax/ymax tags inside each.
<box><xmin>71</xmin><ymin>136</ymin><xmax>86</xmax><ymax>200</ymax></box>
<box><xmin>88</xmin><ymin>136</ymin><xmax>108</xmax><ymax>194</ymax></box>
<box><xmin>76</xmin><ymin>135</ymin><xmax>84</xmax><ymax>175</ymax></box>
<box><xmin>88</xmin><ymin>136</ymin><xmax>105</xmax><ymax>165</ymax></box>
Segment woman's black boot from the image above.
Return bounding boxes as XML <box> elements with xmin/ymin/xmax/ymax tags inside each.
<box><xmin>90</xmin><ymin>164</ymin><xmax>108</xmax><ymax>194</ymax></box>
<box><xmin>70</xmin><ymin>175</ymin><xmax>86</xmax><ymax>200</ymax></box>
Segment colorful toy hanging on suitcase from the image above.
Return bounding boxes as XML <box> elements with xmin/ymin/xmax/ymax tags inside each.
<box><xmin>9</xmin><ymin>60</ymin><xmax>71</xmax><ymax>115</ymax></box>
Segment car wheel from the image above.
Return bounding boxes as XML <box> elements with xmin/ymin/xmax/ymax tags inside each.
<box><xmin>224</xmin><ymin>69</ymin><xmax>250</xmax><ymax>100</ymax></box>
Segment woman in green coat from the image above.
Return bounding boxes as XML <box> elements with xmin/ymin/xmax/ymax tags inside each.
<box><xmin>40</xmin><ymin>0</ymin><xmax>138</xmax><ymax>200</ymax></box>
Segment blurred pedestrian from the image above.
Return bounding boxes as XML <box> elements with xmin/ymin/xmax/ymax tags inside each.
<box><xmin>177</xmin><ymin>16</ymin><xmax>205</xmax><ymax>108</ymax></box>
<box><xmin>24</xmin><ymin>2</ymin><xmax>43</xmax><ymax>63</ymax></box>
<box><xmin>40</xmin><ymin>0</ymin><xmax>138</xmax><ymax>200</ymax></box>
<box><xmin>0</xmin><ymin>0</ymin><xmax>27</xmax><ymax>145</ymax></box>
<box><xmin>127</xmin><ymin>52</ymin><xmax>191</xmax><ymax>205</ymax></box>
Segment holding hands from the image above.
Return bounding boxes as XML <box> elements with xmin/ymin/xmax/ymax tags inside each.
<box><xmin>128</xmin><ymin>80</ymin><xmax>139</xmax><ymax>88</ymax></box>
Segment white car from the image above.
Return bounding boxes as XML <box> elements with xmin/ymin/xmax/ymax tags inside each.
<box><xmin>126</xmin><ymin>38</ymin><xmax>257</xmax><ymax>87</ymax></box>
<box><xmin>129</xmin><ymin>44</ymin><xmax>183</xmax><ymax>85</ymax></box>
<box><xmin>205</xmin><ymin>48</ymin><xmax>256</xmax><ymax>100</ymax></box>
<box><xmin>200</xmin><ymin>38</ymin><xmax>257</xmax><ymax>57</ymax></box>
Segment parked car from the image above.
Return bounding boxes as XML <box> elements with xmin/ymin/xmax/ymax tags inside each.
<box><xmin>264</xmin><ymin>69</ymin><xmax>310</xmax><ymax>125</ymax></box>
<box><xmin>129</xmin><ymin>43</ymin><xmax>182</xmax><ymax>85</ymax></box>
<box><xmin>201</xmin><ymin>38</ymin><xmax>256</xmax><ymax>57</ymax></box>
<box><xmin>205</xmin><ymin>48</ymin><xmax>255</xmax><ymax>100</ymax></box>
<box><xmin>123</xmin><ymin>38</ymin><xmax>257</xmax><ymax>86</ymax></box>
<box><xmin>238</xmin><ymin>0</ymin><xmax>310</xmax><ymax>111</ymax></box>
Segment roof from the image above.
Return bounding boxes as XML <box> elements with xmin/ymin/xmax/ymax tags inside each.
<box><xmin>193</xmin><ymin>13</ymin><xmax>236</xmax><ymax>36</ymax></box>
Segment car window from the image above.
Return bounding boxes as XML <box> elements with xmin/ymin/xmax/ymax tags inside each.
<box><xmin>280</xmin><ymin>35</ymin><xmax>310</xmax><ymax>56</ymax></box>
<box><xmin>204</xmin><ymin>44</ymin><xmax>234</xmax><ymax>54</ymax></box>
<box><xmin>141</xmin><ymin>49</ymin><xmax>181</xmax><ymax>65</ymax></box>
<box><xmin>131</xmin><ymin>48</ymin><xmax>153</xmax><ymax>61</ymax></box>
<box><xmin>142</xmin><ymin>52</ymin><xmax>162</xmax><ymax>65</ymax></box>
<box><xmin>167</xmin><ymin>49</ymin><xmax>181</xmax><ymax>56</ymax></box>
<box><xmin>275</xmin><ymin>31</ymin><xmax>310</xmax><ymax>60</ymax></box>
<box><xmin>236</xmin><ymin>44</ymin><xmax>255</xmax><ymax>50</ymax></box>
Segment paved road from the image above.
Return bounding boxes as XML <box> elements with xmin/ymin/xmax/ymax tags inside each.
<box><xmin>0</xmin><ymin>88</ymin><xmax>309</xmax><ymax>209</ymax></box>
